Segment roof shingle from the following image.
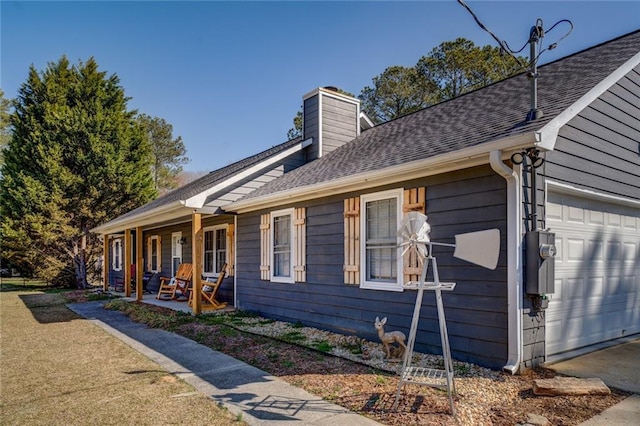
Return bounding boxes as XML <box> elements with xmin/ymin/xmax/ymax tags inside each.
<box><xmin>239</xmin><ymin>30</ymin><xmax>640</xmax><ymax>201</ymax></box>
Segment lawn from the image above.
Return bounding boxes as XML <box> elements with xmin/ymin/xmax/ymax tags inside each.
<box><xmin>0</xmin><ymin>290</ymin><xmax>243</xmax><ymax>425</ymax></box>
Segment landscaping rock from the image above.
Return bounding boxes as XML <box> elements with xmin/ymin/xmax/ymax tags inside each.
<box><xmin>524</xmin><ymin>412</ymin><xmax>549</xmax><ymax>425</ymax></box>
<box><xmin>533</xmin><ymin>377</ymin><xmax>611</xmax><ymax>396</ymax></box>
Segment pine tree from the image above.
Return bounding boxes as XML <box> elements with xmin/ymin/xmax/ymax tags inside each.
<box><xmin>0</xmin><ymin>56</ymin><xmax>156</xmax><ymax>287</ymax></box>
<box><xmin>137</xmin><ymin>114</ymin><xmax>188</xmax><ymax>194</ymax></box>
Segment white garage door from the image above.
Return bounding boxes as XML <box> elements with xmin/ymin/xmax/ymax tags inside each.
<box><xmin>546</xmin><ymin>191</ymin><xmax>640</xmax><ymax>356</ymax></box>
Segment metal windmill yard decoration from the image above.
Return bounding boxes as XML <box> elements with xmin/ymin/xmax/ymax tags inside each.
<box><xmin>393</xmin><ymin>212</ymin><xmax>500</xmax><ymax>415</ymax></box>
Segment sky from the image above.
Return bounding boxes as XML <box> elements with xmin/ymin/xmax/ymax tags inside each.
<box><xmin>1</xmin><ymin>1</ymin><xmax>639</xmax><ymax>173</ymax></box>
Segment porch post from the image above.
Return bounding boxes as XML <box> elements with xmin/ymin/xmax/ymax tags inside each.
<box><xmin>124</xmin><ymin>228</ymin><xmax>132</xmax><ymax>297</ymax></box>
<box><xmin>102</xmin><ymin>234</ymin><xmax>109</xmax><ymax>291</ymax></box>
<box><xmin>135</xmin><ymin>226</ymin><xmax>144</xmax><ymax>301</ymax></box>
<box><xmin>192</xmin><ymin>212</ymin><xmax>202</xmax><ymax>314</ymax></box>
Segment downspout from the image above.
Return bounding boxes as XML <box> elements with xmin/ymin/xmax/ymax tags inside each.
<box><xmin>490</xmin><ymin>150</ymin><xmax>524</xmax><ymax>374</ymax></box>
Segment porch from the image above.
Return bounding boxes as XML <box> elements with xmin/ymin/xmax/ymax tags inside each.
<box><xmin>112</xmin><ymin>290</ymin><xmax>235</xmax><ymax>314</ymax></box>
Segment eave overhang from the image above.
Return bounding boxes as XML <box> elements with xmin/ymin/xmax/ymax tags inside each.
<box><xmin>535</xmin><ymin>51</ymin><xmax>640</xmax><ymax>150</ymax></box>
<box><xmin>228</xmin><ymin>132</ymin><xmax>540</xmax><ymax>214</ymax></box>
<box><xmin>90</xmin><ymin>138</ymin><xmax>312</xmax><ymax>235</ymax></box>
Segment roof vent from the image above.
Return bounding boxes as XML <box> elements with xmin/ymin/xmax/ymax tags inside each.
<box><xmin>323</xmin><ymin>86</ymin><xmax>339</xmax><ymax>92</ymax></box>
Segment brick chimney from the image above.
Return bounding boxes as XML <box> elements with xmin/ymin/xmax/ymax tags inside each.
<box><xmin>302</xmin><ymin>87</ymin><xmax>372</xmax><ymax>161</ymax></box>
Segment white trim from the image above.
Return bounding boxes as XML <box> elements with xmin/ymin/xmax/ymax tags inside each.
<box><xmin>546</xmin><ymin>180</ymin><xmax>640</xmax><ymax>208</ymax></box>
<box><xmin>359</xmin><ymin>111</ymin><xmax>375</xmax><ymax>130</ymax></box>
<box><xmin>92</xmin><ymin>201</ymin><xmax>185</xmax><ymax>235</ymax></box>
<box><xmin>229</xmin><ymin>132</ymin><xmax>538</xmax><ymax>213</ymax></box>
<box><xmin>90</xmin><ymin>139</ymin><xmax>312</xmax><ymax>234</ymax></box>
<box><xmin>318</xmin><ymin>93</ymin><xmax>323</xmax><ymax>158</ymax></box>
<box><xmin>359</xmin><ymin>189</ymin><xmax>404</xmax><ymax>292</ymax></box>
<box><xmin>233</xmin><ymin>215</ymin><xmax>238</xmax><ymax>309</ymax></box>
<box><xmin>202</xmin><ymin>224</ymin><xmax>228</xmax><ymax>278</ymax></box>
<box><xmin>270</xmin><ymin>208</ymin><xmax>295</xmax><ymax>284</ymax></box>
<box><xmin>536</xmin><ymin>51</ymin><xmax>640</xmax><ymax>150</ymax></box>
<box><xmin>185</xmin><ymin>139</ymin><xmax>312</xmax><ymax>207</ymax></box>
<box><xmin>302</xmin><ymin>87</ymin><xmax>361</xmax><ymax>106</ymax></box>
<box><xmin>112</xmin><ymin>238</ymin><xmax>123</xmax><ymax>271</ymax></box>
<box><xmin>171</xmin><ymin>232</ymin><xmax>182</xmax><ymax>276</ymax></box>
<box><xmin>490</xmin><ymin>150</ymin><xmax>524</xmax><ymax>374</ymax></box>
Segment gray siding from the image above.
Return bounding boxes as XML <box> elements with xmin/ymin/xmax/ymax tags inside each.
<box><xmin>303</xmin><ymin>91</ymin><xmax>359</xmax><ymax>161</ymax></box>
<box><xmin>236</xmin><ymin>165</ymin><xmax>509</xmax><ymax>369</ymax></box>
<box><xmin>207</xmin><ymin>155</ymin><xmax>305</xmax><ymax>210</ymax></box>
<box><xmin>544</xmin><ymin>65</ymin><xmax>640</xmax><ymax>201</ymax></box>
<box><xmin>321</xmin><ymin>95</ymin><xmax>358</xmax><ymax>155</ymax></box>
<box><xmin>524</xmin><ymin>66</ymin><xmax>640</xmax><ymax>369</ymax></box>
<box><xmin>303</xmin><ymin>95</ymin><xmax>319</xmax><ymax>160</ymax></box>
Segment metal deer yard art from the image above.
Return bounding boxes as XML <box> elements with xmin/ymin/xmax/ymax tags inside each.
<box><xmin>393</xmin><ymin>212</ymin><xmax>500</xmax><ymax>415</ymax></box>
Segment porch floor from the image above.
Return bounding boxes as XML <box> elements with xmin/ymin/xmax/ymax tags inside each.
<box><xmin>111</xmin><ymin>290</ymin><xmax>234</xmax><ymax>315</ymax></box>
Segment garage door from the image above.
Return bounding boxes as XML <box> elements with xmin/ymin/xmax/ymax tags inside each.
<box><xmin>545</xmin><ymin>191</ymin><xmax>640</xmax><ymax>356</ymax></box>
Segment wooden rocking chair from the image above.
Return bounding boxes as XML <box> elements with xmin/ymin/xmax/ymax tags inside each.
<box><xmin>156</xmin><ymin>263</ymin><xmax>193</xmax><ymax>300</ymax></box>
<box><xmin>189</xmin><ymin>263</ymin><xmax>228</xmax><ymax>311</ymax></box>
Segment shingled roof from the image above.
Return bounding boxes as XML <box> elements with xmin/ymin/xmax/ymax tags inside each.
<box><xmin>92</xmin><ymin>137</ymin><xmax>302</xmax><ymax>232</ymax></box>
<box><xmin>232</xmin><ymin>30</ymin><xmax>640</xmax><ymax>206</ymax></box>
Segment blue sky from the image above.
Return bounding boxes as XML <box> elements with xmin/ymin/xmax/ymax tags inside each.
<box><xmin>2</xmin><ymin>1</ymin><xmax>639</xmax><ymax>173</ymax></box>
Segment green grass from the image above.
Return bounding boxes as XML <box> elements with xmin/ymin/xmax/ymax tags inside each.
<box><xmin>0</xmin><ymin>277</ymin><xmax>51</xmax><ymax>291</ymax></box>
<box><xmin>279</xmin><ymin>331</ymin><xmax>306</xmax><ymax>343</ymax></box>
<box><xmin>311</xmin><ymin>340</ymin><xmax>333</xmax><ymax>353</ymax></box>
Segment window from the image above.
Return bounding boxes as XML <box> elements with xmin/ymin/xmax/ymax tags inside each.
<box><xmin>361</xmin><ymin>190</ymin><xmax>403</xmax><ymax>291</ymax></box>
<box><xmin>203</xmin><ymin>225</ymin><xmax>227</xmax><ymax>277</ymax></box>
<box><xmin>260</xmin><ymin>208</ymin><xmax>305</xmax><ymax>283</ymax></box>
<box><xmin>147</xmin><ymin>235</ymin><xmax>161</xmax><ymax>273</ymax></box>
<box><xmin>171</xmin><ymin>232</ymin><xmax>182</xmax><ymax>276</ymax></box>
<box><xmin>268</xmin><ymin>209</ymin><xmax>293</xmax><ymax>283</ymax></box>
<box><xmin>112</xmin><ymin>239</ymin><xmax>122</xmax><ymax>271</ymax></box>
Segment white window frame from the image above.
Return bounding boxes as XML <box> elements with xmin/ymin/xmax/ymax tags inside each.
<box><xmin>148</xmin><ymin>235</ymin><xmax>161</xmax><ymax>273</ymax></box>
<box><xmin>112</xmin><ymin>238</ymin><xmax>122</xmax><ymax>272</ymax></box>
<box><xmin>202</xmin><ymin>224</ymin><xmax>228</xmax><ymax>278</ymax></box>
<box><xmin>360</xmin><ymin>189</ymin><xmax>403</xmax><ymax>291</ymax></box>
<box><xmin>171</xmin><ymin>232</ymin><xmax>182</xmax><ymax>276</ymax></box>
<box><xmin>270</xmin><ymin>208</ymin><xmax>295</xmax><ymax>284</ymax></box>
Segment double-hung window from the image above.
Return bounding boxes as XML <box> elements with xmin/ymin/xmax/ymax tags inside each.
<box><xmin>361</xmin><ymin>190</ymin><xmax>403</xmax><ymax>291</ymax></box>
<box><xmin>271</xmin><ymin>209</ymin><xmax>294</xmax><ymax>283</ymax></box>
<box><xmin>112</xmin><ymin>239</ymin><xmax>122</xmax><ymax>271</ymax></box>
<box><xmin>203</xmin><ymin>225</ymin><xmax>227</xmax><ymax>277</ymax></box>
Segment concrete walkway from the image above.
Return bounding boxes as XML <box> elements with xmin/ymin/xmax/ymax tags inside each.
<box><xmin>68</xmin><ymin>302</ymin><xmax>381</xmax><ymax>426</ymax></box>
<box><xmin>547</xmin><ymin>338</ymin><xmax>640</xmax><ymax>426</ymax></box>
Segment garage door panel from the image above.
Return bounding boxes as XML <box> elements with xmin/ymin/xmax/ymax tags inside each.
<box><xmin>546</xmin><ymin>191</ymin><xmax>640</xmax><ymax>356</ymax></box>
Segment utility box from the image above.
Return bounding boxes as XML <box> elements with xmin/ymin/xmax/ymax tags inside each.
<box><xmin>525</xmin><ymin>230</ymin><xmax>556</xmax><ymax>295</ymax></box>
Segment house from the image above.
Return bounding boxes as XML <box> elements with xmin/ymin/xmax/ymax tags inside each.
<box><xmin>92</xmin><ymin>30</ymin><xmax>640</xmax><ymax>372</ymax></box>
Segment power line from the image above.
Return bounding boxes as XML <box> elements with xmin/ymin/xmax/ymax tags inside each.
<box><xmin>456</xmin><ymin>0</ymin><xmax>574</xmax><ymax>68</ymax></box>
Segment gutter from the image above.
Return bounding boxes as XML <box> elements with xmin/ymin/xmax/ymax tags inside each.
<box><xmin>90</xmin><ymin>200</ymin><xmax>186</xmax><ymax>234</ymax></box>
<box><xmin>230</xmin><ymin>132</ymin><xmax>537</xmax><ymax>213</ymax></box>
<box><xmin>490</xmin><ymin>150</ymin><xmax>524</xmax><ymax>375</ymax></box>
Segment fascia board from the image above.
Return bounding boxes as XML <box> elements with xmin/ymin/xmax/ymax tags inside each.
<box><xmin>228</xmin><ymin>132</ymin><xmax>537</xmax><ymax>213</ymax></box>
<box><xmin>183</xmin><ymin>138</ymin><xmax>312</xmax><ymax>208</ymax></box>
<box><xmin>90</xmin><ymin>200</ymin><xmax>186</xmax><ymax>234</ymax></box>
<box><xmin>536</xmin><ymin>51</ymin><xmax>640</xmax><ymax>150</ymax></box>
<box><xmin>91</xmin><ymin>139</ymin><xmax>312</xmax><ymax>234</ymax></box>
<box><xmin>360</xmin><ymin>112</ymin><xmax>375</xmax><ymax>130</ymax></box>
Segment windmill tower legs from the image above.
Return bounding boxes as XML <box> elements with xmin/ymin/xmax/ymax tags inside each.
<box><xmin>393</xmin><ymin>254</ymin><xmax>457</xmax><ymax>416</ymax></box>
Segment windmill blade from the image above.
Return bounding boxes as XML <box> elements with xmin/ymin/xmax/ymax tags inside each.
<box><xmin>453</xmin><ymin>229</ymin><xmax>500</xmax><ymax>270</ymax></box>
<box><xmin>397</xmin><ymin>212</ymin><xmax>431</xmax><ymax>243</ymax></box>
